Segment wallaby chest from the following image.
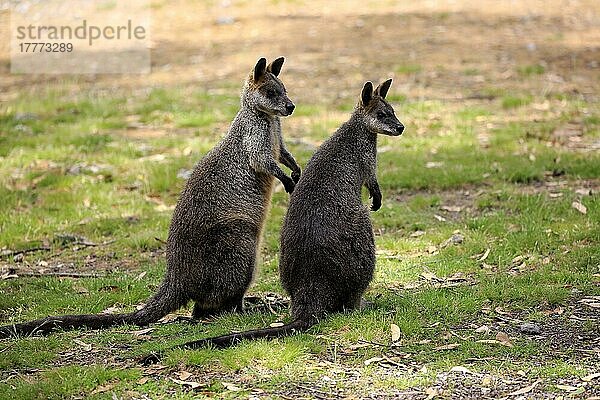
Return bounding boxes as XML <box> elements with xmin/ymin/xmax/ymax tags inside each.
<box><xmin>270</xmin><ymin>118</ymin><xmax>282</xmax><ymax>160</ymax></box>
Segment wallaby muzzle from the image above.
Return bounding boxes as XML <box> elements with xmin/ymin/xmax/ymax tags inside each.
<box><xmin>395</xmin><ymin>122</ymin><xmax>405</xmax><ymax>136</ymax></box>
<box><xmin>284</xmin><ymin>101</ymin><xmax>295</xmax><ymax>116</ymax></box>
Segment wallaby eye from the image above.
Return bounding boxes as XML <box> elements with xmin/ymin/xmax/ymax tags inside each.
<box><xmin>377</xmin><ymin>111</ymin><xmax>386</xmax><ymax>119</ymax></box>
<box><xmin>267</xmin><ymin>89</ymin><xmax>277</xmax><ymax>97</ymax></box>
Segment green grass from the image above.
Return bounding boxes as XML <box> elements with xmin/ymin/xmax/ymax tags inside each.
<box><xmin>501</xmin><ymin>95</ymin><xmax>533</xmax><ymax>109</ymax></box>
<box><xmin>395</xmin><ymin>64</ymin><xmax>423</xmax><ymax>74</ymax></box>
<box><xmin>0</xmin><ymin>81</ymin><xmax>599</xmax><ymax>398</ymax></box>
<box><xmin>517</xmin><ymin>64</ymin><xmax>546</xmax><ymax>76</ymax></box>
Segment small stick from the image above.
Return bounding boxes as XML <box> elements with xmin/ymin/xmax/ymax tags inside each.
<box><xmin>10</xmin><ymin>272</ymin><xmax>104</xmax><ymax>278</ymax></box>
<box><xmin>0</xmin><ymin>247</ymin><xmax>51</xmax><ymax>258</ymax></box>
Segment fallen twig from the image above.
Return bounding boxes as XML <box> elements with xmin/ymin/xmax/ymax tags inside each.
<box><xmin>0</xmin><ymin>246</ymin><xmax>51</xmax><ymax>258</ymax></box>
<box><xmin>357</xmin><ymin>339</ymin><xmax>390</xmax><ymax>348</ymax></box>
<box><xmin>9</xmin><ymin>271</ymin><xmax>104</xmax><ymax>278</ymax></box>
<box><xmin>294</xmin><ymin>384</ymin><xmax>335</xmax><ymax>400</ymax></box>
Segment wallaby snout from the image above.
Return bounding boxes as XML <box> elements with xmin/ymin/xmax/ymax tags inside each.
<box><xmin>284</xmin><ymin>101</ymin><xmax>295</xmax><ymax>116</ymax></box>
<box><xmin>393</xmin><ymin>122</ymin><xmax>405</xmax><ymax>136</ymax></box>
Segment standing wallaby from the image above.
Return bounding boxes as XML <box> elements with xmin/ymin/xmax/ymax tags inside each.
<box><xmin>162</xmin><ymin>79</ymin><xmax>404</xmax><ymax>353</ymax></box>
<box><xmin>0</xmin><ymin>57</ymin><xmax>301</xmax><ymax>338</ymax></box>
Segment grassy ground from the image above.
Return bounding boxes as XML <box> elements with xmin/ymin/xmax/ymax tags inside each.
<box><xmin>1</xmin><ymin>1</ymin><xmax>599</xmax><ymax>399</ymax></box>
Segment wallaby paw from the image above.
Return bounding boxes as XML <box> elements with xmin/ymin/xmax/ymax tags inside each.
<box><xmin>139</xmin><ymin>352</ymin><xmax>162</xmax><ymax>366</ymax></box>
<box><xmin>291</xmin><ymin>169</ymin><xmax>301</xmax><ymax>183</ymax></box>
<box><xmin>371</xmin><ymin>200</ymin><xmax>381</xmax><ymax>212</ymax></box>
<box><xmin>360</xmin><ymin>298</ymin><xmax>375</xmax><ymax>310</ymax></box>
<box><xmin>283</xmin><ymin>177</ymin><xmax>295</xmax><ymax>193</ymax></box>
<box><xmin>371</xmin><ymin>193</ymin><xmax>382</xmax><ymax>211</ymax></box>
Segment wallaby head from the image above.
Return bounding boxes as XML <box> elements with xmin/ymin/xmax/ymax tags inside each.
<box><xmin>356</xmin><ymin>79</ymin><xmax>404</xmax><ymax>136</ymax></box>
<box><xmin>242</xmin><ymin>57</ymin><xmax>295</xmax><ymax>117</ymax></box>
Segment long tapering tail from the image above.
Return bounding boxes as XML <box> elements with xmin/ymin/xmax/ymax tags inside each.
<box><xmin>181</xmin><ymin>318</ymin><xmax>312</xmax><ymax>350</ymax></box>
<box><xmin>0</xmin><ymin>282</ymin><xmax>184</xmax><ymax>339</ymax></box>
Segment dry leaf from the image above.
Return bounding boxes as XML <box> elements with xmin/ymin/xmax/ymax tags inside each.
<box><xmin>73</xmin><ymin>285</ymin><xmax>89</xmax><ymax>295</ymax></box>
<box><xmin>572</xmin><ymin>201</ymin><xmax>587</xmax><ymax>214</ymax></box>
<box><xmin>410</xmin><ymin>230</ymin><xmax>426</xmax><ymax>238</ymax></box>
<box><xmin>364</xmin><ymin>356</ymin><xmax>385</xmax><ymax>365</ymax></box>
<box><xmin>177</xmin><ymin>371</ymin><xmax>192</xmax><ymax>381</ymax></box>
<box><xmin>73</xmin><ymin>339</ymin><xmax>92</xmax><ymax>351</ymax></box>
<box><xmin>475</xmin><ymin>325</ymin><xmax>491</xmax><ymax>334</ymax></box>
<box><xmin>507</xmin><ymin>380</ymin><xmax>540</xmax><ymax>396</ymax></box>
<box><xmin>579</xmin><ymin>297</ymin><xmax>600</xmax><ymax>308</ymax></box>
<box><xmin>155</xmin><ymin>204</ymin><xmax>175</xmax><ymax>212</ymax></box>
<box><xmin>169</xmin><ymin>377</ymin><xmax>202</xmax><ymax>389</ymax></box>
<box><xmin>582</xmin><ymin>372</ymin><xmax>600</xmax><ymax>382</ymax></box>
<box><xmin>137</xmin><ymin>377</ymin><xmax>149</xmax><ymax>385</ymax></box>
<box><xmin>91</xmin><ymin>383</ymin><xmax>114</xmax><ymax>394</ymax></box>
<box><xmin>494</xmin><ymin>306</ymin><xmax>511</xmax><ymax>316</ymax></box>
<box><xmin>441</xmin><ymin>205</ymin><xmax>462</xmax><ymax>212</ymax></box>
<box><xmin>135</xmin><ymin>271</ymin><xmax>147</xmax><ymax>281</ymax></box>
<box><xmin>425</xmin><ymin>387</ymin><xmax>439</xmax><ymax>399</ymax></box>
<box><xmin>510</xmin><ymin>255</ymin><xmax>524</xmax><ymax>264</ymax></box>
<box><xmin>421</xmin><ymin>270</ymin><xmax>438</xmax><ymax>281</ymax></box>
<box><xmin>481</xmin><ymin>376</ymin><xmax>493</xmax><ymax>386</ymax></box>
<box><xmin>555</xmin><ymin>384</ymin><xmax>578</xmax><ymax>391</ymax></box>
<box><xmin>269</xmin><ymin>322</ymin><xmax>284</xmax><ymax>328</ymax></box>
<box><xmin>391</xmin><ymin>324</ymin><xmax>401</xmax><ymax>342</ymax></box>
<box><xmin>426</xmin><ymin>161</ymin><xmax>444</xmax><ymax>168</ymax></box>
<box><xmin>434</xmin><ymin>343</ymin><xmax>460</xmax><ymax>350</ymax></box>
<box><xmin>222</xmin><ymin>382</ymin><xmax>242</xmax><ymax>391</ymax></box>
<box><xmin>102</xmin><ymin>306</ymin><xmax>120</xmax><ymax>314</ymax></box>
<box><xmin>575</xmin><ymin>188</ymin><xmax>593</xmax><ymax>196</ymax></box>
<box><xmin>131</xmin><ymin>327</ymin><xmax>154</xmax><ymax>336</ymax></box>
<box><xmin>450</xmin><ymin>366</ymin><xmax>474</xmax><ymax>374</ymax></box>
<box><xmin>495</xmin><ymin>332</ymin><xmax>513</xmax><ymax>347</ymax></box>
<box><xmin>158</xmin><ymin>313</ymin><xmax>181</xmax><ymax>323</ymax></box>
<box><xmin>478</xmin><ymin>248</ymin><xmax>490</xmax><ymax>262</ymax></box>
<box><xmin>477</xmin><ymin>339</ymin><xmax>502</xmax><ymax>345</ymax></box>
<box><xmin>433</xmin><ymin>214</ymin><xmax>446</xmax><ymax>222</ymax></box>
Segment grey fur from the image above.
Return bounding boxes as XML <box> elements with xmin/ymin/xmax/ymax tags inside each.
<box><xmin>166</xmin><ymin>79</ymin><xmax>404</xmax><ymax>353</ymax></box>
<box><xmin>0</xmin><ymin>57</ymin><xmax>301</xmax><ymax>339</ymax></box>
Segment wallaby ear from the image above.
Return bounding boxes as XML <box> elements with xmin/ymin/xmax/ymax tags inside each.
<box><xmin>267</xmin><ymin>57</ymin><xmax>285</xmax><ymax>77</ymax></box>
<box><xmin>374</xmin><ymin>78</ymin><xmax>393</xmax><ymax>99</ymax></box>
<box><xmin>361</xmin><ymin>81</ymin><xmax>374</xmax><ymax>106</ymax></box>
<box><xmin>253</xmin><ymin>57</ymin><xmax>267</xmax><ymax>81</ymax></box>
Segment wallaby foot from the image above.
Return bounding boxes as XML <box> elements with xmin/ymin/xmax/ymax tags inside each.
<box><xmin>342</xmin><ymin>296</ymin><xmax>372</xmax><ymax>312</ymax></box>
<box><xmin>359</xmin><ymin>298</ymin><xmax>375</xmax><ymax>310</ymax></box>
<box><xmin>192</xmin><ymin>297</ymin><xmax>244</xmax><ymax>319</ymax></box>
<box><xmin>140</xmin><ymin>351</ymin><xmax>162</xmax><ymax>366</ymax></box>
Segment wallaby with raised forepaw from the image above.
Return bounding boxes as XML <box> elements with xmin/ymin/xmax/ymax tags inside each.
<box><xmin>155</xmin><ymin>79</ymin><xmax>404</xmax><ymax>355</ymax></box>
<box><xmin>0</xmin><ymin>57</ymin><xmax>301</xmax><ymax>339</ymax></box>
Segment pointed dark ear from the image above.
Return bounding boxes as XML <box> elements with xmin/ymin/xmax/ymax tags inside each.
<box><xmin>253</xmin><ymin>57</ymin><xmax>267</xmax><ymax>81</ymax></box>
<box><xmin>361</xmin><ymin>81</ymin><xmax>374</xmax><ymax>106</ymax></box>
<box><xmin>374</xmin><ymin>78</ymin><xmax>393</xmax><ymax>99</ymax></box>
<box><xmin>267</xmin><ymin>57</ymin><xmax>285</xmax><ymax>77</ymax></box>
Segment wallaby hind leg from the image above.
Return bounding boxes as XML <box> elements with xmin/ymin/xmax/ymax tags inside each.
<box><xmin>192</xmin><ymin>295</ymin><xmax>244</xmax><ymax>320</ymax></box>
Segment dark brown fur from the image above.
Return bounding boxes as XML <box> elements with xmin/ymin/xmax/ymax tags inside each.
<box><xmin>157</xmin><ymin>79</ymin><xmax>404</xmax><ymax>355</ymax></box>
<box><xmin>0</xmin><ymin>58</ymin><xmax>300</xmax><ymax>339</ymax></box>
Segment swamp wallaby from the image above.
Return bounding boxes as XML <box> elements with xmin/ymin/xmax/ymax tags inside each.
<box><xmin>0</xmin><ymin>57</ymin><xmax>301</xmax><ymax>339</ymax></box>
<box><xmin>164</xmin><ymin>79</ymin><xmax>404</xmax><ymax>352</ymax></box>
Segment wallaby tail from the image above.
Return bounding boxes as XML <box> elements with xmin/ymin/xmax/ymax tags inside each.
<box><xmin>0</xmin><ymin>282</ymin><xmax>184</xmax><ymax>339</ymax></box>
<box><xmin>180</xmin><ymin>318</ymin><xmax>313</xmax><ymax>350</ymax></box>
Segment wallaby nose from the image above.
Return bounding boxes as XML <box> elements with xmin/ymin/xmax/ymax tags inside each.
<box><xmin>397</xmin><ymin>123</ymin><xmax>405</xmax><ymax>135</ymax></box>
<box><xmin>285</xmin><ymin>103</ymin><xmax>295</xmax><ymax>115</ymax></box>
